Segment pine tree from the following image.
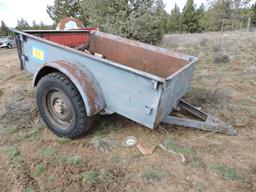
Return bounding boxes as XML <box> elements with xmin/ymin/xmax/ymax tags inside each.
<box><xmin>204</xmin><ymin>0</ymin><xmax>232</xmax><ymax>31</ymax></box>
<box><xmin>154</xmin><ymin>0</ymin><xmax>169</xmax><ymax>33</ymax></box>
<box><xmin>16</xmin><ymin>18</ymin><xmax>31</xmax><ymax>30</ymax></box>
<box><xmin>32</xmin><ymin>20</ymin><xmax>39</xmax><ymax>30</ymax></box>
<box><xmin>0</xmin><ymin>21</ymin><xmax>11</xmax><ymax>36</ymax></box>
<box><xmin>252</xmin><ymin>3</ymin><xmax>256</xmax><ymax>24</ymax></box>
<box><xmin>181</xmin><ymin>0</ymin><xmax>201</xmax><ymax>33</ymax></box>
<box><xmin>47</xmin><ymin>0</ymin><xmax>82</xmax><ymax>23</ymax></box>
<box><xmin>79</xmin><ymin>0</ymin><xmax>165</xmax><ymax>44</ymax></box>
<box><xmin>197</xmin><ymin>3</ymin><xmax>206</xmax><ymax>31</ymax></box>
<box><xmin>168</xmin><ymin>3</ymin><xmax>181</xmax><ymax>33</ymax></box>
<box><xmin>48</xmin><ymin>0</ymin><xmax>166</xmax><ymax>44</ymax></box>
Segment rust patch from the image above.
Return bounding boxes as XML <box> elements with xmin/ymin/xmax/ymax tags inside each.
<box><xmin>47</xmin><ymin>60</ymin><xmax>104</xmax><ymax>116</ymax></box>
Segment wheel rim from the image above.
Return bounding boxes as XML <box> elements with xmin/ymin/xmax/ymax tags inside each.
<box><xmin>43</xmin><ymin>88</ymin><xmax>75</xmax><ymax>130</ymax></box>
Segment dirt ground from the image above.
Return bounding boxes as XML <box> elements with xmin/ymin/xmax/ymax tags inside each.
<box><xmin>0</xmin><ymin>31</ymin><xmax>256</xmax><ymax>192</ymax></box>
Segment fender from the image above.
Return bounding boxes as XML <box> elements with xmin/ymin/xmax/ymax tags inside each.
<box><xmin>33</xmin><ymin>60</ymin><xmax>105</xmax><ymax>116</ymax></box>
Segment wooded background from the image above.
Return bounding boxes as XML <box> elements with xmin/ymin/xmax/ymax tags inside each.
<box><xmin>1</xmin><ymin>0</ymin><xmax>256</xmax><ymax>44</ymax></box>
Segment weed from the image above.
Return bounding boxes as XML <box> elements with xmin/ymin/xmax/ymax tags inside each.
<box><xmin>25</xmin><ymin>187</ymin><xmax>34</xmax><ymax>192</ymax></box>
<box><xmin>82</xmin><ymin>170</ymin><xmax>98</xmax><ymax>186</ymax></box>
<box><xmin>58</xmin><ymin>137</ymin><xmax>72</xmax><ymax>144</ymax></box>
<box><xmin>110</xmin><ymin>155</ymin><xmax>120</xmax><ymax>163</ymax></box>
<box><xmin>188</xmin><ymin>87</ymin><xmax>231</xmax><ymax>107</ymax></box>
<box><xmin>214</xmin><ymin>54</ymin><xmax>230</xmax><ymax>64</ymax></box>
<box><xmin>127</xmin><ymin>152</ymin><xmax>143</xmax><ymax>160</ymax></box>
<box><xmin>41</xmin><ymin>146</ymin><xmax>55</xmax><ymax>158</ymax></box>
<box><xmin>4</xmin><ymin>126</ymin><xmax>17</xmax><ymax>134</ymax></box>
<box><xmin>34</xmin><ymin>121</ymin><xmax>46</xmax><ymax>130</ymax></box>
<box><xmin>163</xmin><ymin>138</ymin><xmax>193</xmax><ymax>155</ymax></box>
<box><xmin>213</xmin><ymin>44</ymin><xmax>222</xmax><ymax>53</ymax></box>
<box><xmin>240</xmin><ymin>96</ymin><xmax>253</xmax><ymax>106</ymax></box>
<box><xmin>47</xmin><ymin>175</ymin><xmax>56</xmax><ymax>182</ymax></box>
<box><xmin>24</xmin><ymin>89</ymin><xmax>35</xmax><ymax>98</ymax></box>
<box><xmin>3</xmin><ymin>146</ymin><xmax>20</xmax><ymax>160</ymax></box>
<box><xmin>12</xmin><ymin>87</ymin><xmax>27</xmax><ymax>102</ymax></box>
<box><xmin>24</xmin><ymin>126</ymin><xmax>43</xmax><ymax>140</ymax></box>
<box><xmin>29</xmin><ymin>104</ymin><xmax>38</xmax><ymax>116</ymax></box>
<box><xmin>209</xmin><ymin>164</ymin><xmax>242</xmax><ymax>180</ymax></box>
<box><xmin>0</xmin><ymin>73</ymin><xmax>11</xmax><ymax>81</ymax></box>
<box><xmin>51</xmin><ymin>188</ymin><xmax>64</xmax><ymax>192</ymax></box>
<box><xmin>61</xmin><ymin>155</ymin><xmax>84</xmax><ymax>165</ymax></box>
<box><xmin>192</xmin><ymin>181</ymin><xmax>204</xmax><ymax>192</ymax></box>
<box><xmin>17</xmin><ymin>71</ymin><xmax>32</xmax><ymax>81</ymax></box>
<box><xmin>0</xmin><ymin>138</ymin><xmax>4</xmax><ymax>145</ymax></box>
<box><xmin>141</xmin><ymin>167</ymin><xmax>166</xmax><ymax>184</ymax></box>
<box><xmin>200</xmin><ymin>38</ymin><xmax>209</xmax><ymax>47</ymax></box>
<box><xmin>34</xmin><ymin>163</ymin><xmax>46</xmax><ymax>176</ymax></box>
<box><xmin>189</xmin><ymin>157</ymin><xmax>206</xmax><ymax>169</ymax></box>
<box><xmin>82</xmin><ymin>169</ymin><xmax>122</xmax><ymax>190</ymax></box>
<box><xmin>249</xmin><ymin>109</ymin><xmax>256</xmax><ymax>118</ymax></box>
<box><xmin>251</xmin><ymin>165</ymin><xmax>256</xmax><ymax>175</ymax></box>
<box><xmin>90</xmin><ymin>135</ymin><xmax>115</xmax><ymax>152</ymax></box>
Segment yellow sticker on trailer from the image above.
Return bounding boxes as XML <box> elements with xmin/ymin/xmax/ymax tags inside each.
<box><xmin>32</xmin><ymin>47</ymin><xmax>44</xmax><ymax>61</ymax></box>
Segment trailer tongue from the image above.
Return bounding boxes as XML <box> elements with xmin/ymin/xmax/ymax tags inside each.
<box><xmin>14</xmin><ymin>29</ymin><xmax>237</xmax><ymax>138</ymax></box>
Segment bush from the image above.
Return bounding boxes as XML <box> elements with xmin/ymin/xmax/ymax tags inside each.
<box><xmin>213</xmin><ymin>54</ymin><xmax>230</xmax><ymax>64</ymax></box>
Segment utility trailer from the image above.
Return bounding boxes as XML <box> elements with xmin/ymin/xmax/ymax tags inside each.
<box><xmin>14</xmin><ymin>29</ymin><xmax>237</xmax><ymax>138</ymax></box>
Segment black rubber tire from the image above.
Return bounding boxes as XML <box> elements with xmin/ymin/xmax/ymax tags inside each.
<box><xmin>36</xmin><ymin>72</ymin><xmax>92</xmax><ymax>139</ymax></box>
<box><xmin>7</xmin><ymin>44</ymin><xmax>12</xmax><ymax>49</ymax></box>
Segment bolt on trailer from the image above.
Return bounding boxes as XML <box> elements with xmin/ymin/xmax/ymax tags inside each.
<box><xmin>14</xmin><ymin>29</ymin><xmax>237</xmax><ymax>139</ymax></box>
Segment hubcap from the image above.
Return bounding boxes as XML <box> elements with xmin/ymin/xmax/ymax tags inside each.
<box><xmin>53</xmin><ymin>98</ymin><xmax>67</xmax><ymax>115</ymax></box>
<box><xmin>43</xmin><ymin>88</ymin><xmax>75</xmax><ymax>130</ymax></box>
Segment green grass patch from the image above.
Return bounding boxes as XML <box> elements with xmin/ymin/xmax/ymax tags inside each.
<box><xmin>25</xmin><ymin>187</ymin><xmax>34</xmax><ymax>192</ymax></box>
<box><xmin>192</xmin><ymin>181</ymin><xmax>204</xmax><ymax>192</ymax></box>
<box><xmin>61</xmin><ymin>155</ymin><xmax>84</xmax><ymax>165</ymax></box>
<box><xmin>4</xmin><ymin>126</ymin><xmax>18</xmax><ymax>134</ymax></box>
<box><xmin>47</xmin><ymin>175</ymin><xmax>56</xmax><ymax>182</ymax></box>
<box><xmin>251</xmin><ymin>165</ymin><xmax>256</xmax><ymax>175</ymax></box>
<box><xmin>240</xmin><ymin>96</ymin><xmax>253</xmax><ymax>106</ymax></box>
<box><xmin>58</xmin><ymin>137</ymin><xmax>72</xmax><ymax>144</ymax></box>
<box><xmin>41</xmin><ymin>146</ymin><xmax>55</xmax><ymax>158</ymax></box>
<box><xmin>163</xmin><ymin>137</ymin><xmax>193</xmax><ymax>155</ymax></box>
<box><xmin>50</xmin><ymin>188</ymin><xmax>64</xmax><ymax>192</ymax></box>
<box><xmin>33</xmin><ymin>163</ymin><xmax>46</xmax><ymax>176</ymax></box>
<box><xmin>127</xmin><ymin>152</ymin><xmax>143</xmax><ymax>160</ymax></box>
<box><xmin>82</xmin><ymin>169</ymin><xmax>120</xmax><ymax>189</ymax></box>
<box><xmin>0</xmin><ymin>139</ymin><xmax>4</xmax><ymax>145</ymax></box>
<box><xmin>82</xmin><ymin>170</ymin><xmax>98</xmax><ymax>186</ymax></box>
<box><xmin>24</xmin><ymin>127</ymin><xmax>43</xmax><ymax>141</ymax></box>
<box><xmin>3</xmin><ymin>146</ymin><xmax>21</xmax><ymax>160</ymax></box>
<box><xmin>90</xmin><ymin>135</ymin><xmax>115</xmax><ymax>152</ymax></box>
<box><xmin>209</xmin><ymin>164</ymin><xmax>242</xmax><ymax>180</ymax></box>
<box><xmin>110</xmin><ymin>155</ymin><xmax>120</xmax><ymax>164</ymax></box>
<box><xmin>141</xmin><ymin>167</ymin><xmax>166</xmax><ymax>184</ymax></box>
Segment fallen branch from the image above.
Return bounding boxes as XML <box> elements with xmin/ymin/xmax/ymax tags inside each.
<box><xmin>158</xmin><ymin>144</ymin><xmax>186</xmax><ymax>163</ymax></box>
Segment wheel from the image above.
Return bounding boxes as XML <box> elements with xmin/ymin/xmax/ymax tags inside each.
<box><xmin>7</xmin><ymin>44</ymin><xmax>12</xmax><ymax>49</ymax></box>
<box><xmin>36</xmin><ymin>72</ymin><xmax>92</xmax><ymax>139</ymax></box>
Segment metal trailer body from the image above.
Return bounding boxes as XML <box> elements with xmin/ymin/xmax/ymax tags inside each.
<box><xmin>14</xmin><ymin>29</ymin><xmax>237</xmax><ymax>136</ymax></box>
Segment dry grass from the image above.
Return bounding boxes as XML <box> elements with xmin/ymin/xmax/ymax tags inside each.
<box><xmin>187</xmin><ymin>86</ymin><xmax>232</xmax><ymax>107</ymax></box>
